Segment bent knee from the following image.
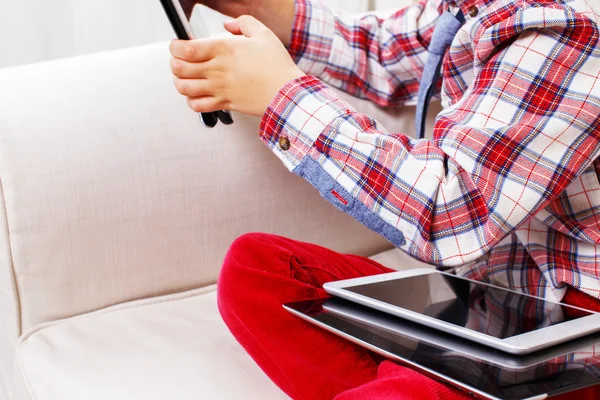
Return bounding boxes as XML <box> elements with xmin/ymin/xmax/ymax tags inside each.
<box><xmin>220</xmin><ymin>233</ymin><xmax>277</xmax><ymax>275</ymax></box>
<box><xmin>218</xmin><ymin>233</ymin><xmax>286</xmax><ymax>296</ymax></box>
<box><xmin>226</xmin><ymin>232</ymin><xmax>273</xmax><ymax>261</ymax></box>
<box><xmin>218</xmin><ymin>233</ymin><xmax>282</xmax><ymax>321</ymax></box>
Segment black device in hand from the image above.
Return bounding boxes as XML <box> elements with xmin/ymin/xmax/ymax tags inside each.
<box><xmin>160</xmin><ymin>0</ymin><xmax>234</xmax><ymax>128</ymax></box>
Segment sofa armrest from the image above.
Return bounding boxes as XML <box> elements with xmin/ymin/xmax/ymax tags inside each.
<box><xmin>0</xmin><ymin>194</ymin><xmax>30</xmax><ymax>399</ymax></box>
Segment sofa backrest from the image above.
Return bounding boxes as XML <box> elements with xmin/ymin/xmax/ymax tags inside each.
<box><xmin>0</xmin><ymin>43</ymin><xmax>433</xmax><ymax>335</ymax></box>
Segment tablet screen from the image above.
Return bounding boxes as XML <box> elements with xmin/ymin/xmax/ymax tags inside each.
<box><xmin>173</xmin><ymin>0</ymin><xmax>211</xmax><ymax>39</ymax></box>
<box><xmin>344</xmin><ymin>273</ymin><xmax>592</xmax><ymax>339</ymax></box>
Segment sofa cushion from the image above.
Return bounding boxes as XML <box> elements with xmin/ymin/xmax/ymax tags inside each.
<box><xmin>18</xmin><ymin>286</ymin><xmax>289</xmax><ymax>400</ymax></box>
<box><xmin>369</xmin><ymin>247</ymin><xmax>434</xmax><ymax>271</ymax></box>
<box><xmin>17</xmin><ymin>249</ymin><xmax>432</xmax><ymax>400</ymax></box>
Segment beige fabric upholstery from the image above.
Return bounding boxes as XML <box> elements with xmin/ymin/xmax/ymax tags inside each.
<box><xmin>19</xmin><ymin>287</ymin><xmax>289</xmax><ymax>400</ymax></box>
<box><xmin>369</xmin><ymin>247</ymin><xmax>434</xmax><ymax>271</ymax></box>
<box><xmin>18</xmin><ymin>250</ymin><xmax>431</xmax><ymax>400</ymax></box>
<box><xmin>0</xmin><ymin>197</ymin><xmax>29</xmax><ymax>400</ymax></box>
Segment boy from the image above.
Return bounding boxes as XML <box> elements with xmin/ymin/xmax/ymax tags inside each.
<box><xmin>169</xmin><ymin>0</ymin><xmax>600</xmax><ymax>398</ymax></box>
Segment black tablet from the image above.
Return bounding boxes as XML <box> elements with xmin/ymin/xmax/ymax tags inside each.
<box><xmin>159</xmin><ymin>0</ymin><xmax>234</xmax><ymax>128</ymax></box>
<box><xmin>285</xmin><ymin>297</ymin><xmax>600</xmax><ymax>400</ymax></box>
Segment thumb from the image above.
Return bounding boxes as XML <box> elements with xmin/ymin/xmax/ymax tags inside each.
<box><xmin>224</xmin><ymin>15</ymin><xmax>267</xmax><ymax>38</ymax></box>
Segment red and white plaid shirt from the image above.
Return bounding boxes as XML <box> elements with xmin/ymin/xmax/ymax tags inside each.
<box><xmin>258</xmin><ymin>0</ymin><xmax>600</xmax><ymax>302</ymax></box>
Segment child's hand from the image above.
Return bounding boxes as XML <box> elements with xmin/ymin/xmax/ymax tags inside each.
<box><xmin>170</xmin><ymin>16</ymin><xmax>304</xmax><ymax>117</ymax></box>
<box><xmin>196</xmin><ymin>0</ymin><xmax>295</xmax><ymax>46</ymax></box>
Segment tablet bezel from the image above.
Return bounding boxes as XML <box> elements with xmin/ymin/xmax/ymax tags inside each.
<box><xmin>321</xmin><ymin>297</ymin><xmax>600</xmax><ymax>371</ymax></box>
<box><xmin>284</xmin><ymin>297</ymin><xmax>600</xmax><ymax>400</ymax></box>
<box><xmin>285</xmin><ymin>301</ymin><xmax>502</xmax><ymax>400</ymax></box>
<box><xmin>323</xmin><ymin>268</ymin><xmax>600</xmax><ymax>355</ymax></box>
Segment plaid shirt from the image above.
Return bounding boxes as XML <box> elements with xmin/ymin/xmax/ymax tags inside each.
<box><xmin>258</xmin><ymin>0</ymin><xmax>600</xmax><ymax>301</ymax></box>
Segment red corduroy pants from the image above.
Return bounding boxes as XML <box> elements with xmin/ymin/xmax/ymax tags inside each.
<box><xmin>217</xmin><ymin>233</ymin><xmax>600</xmax><ymax>400</ymax></box>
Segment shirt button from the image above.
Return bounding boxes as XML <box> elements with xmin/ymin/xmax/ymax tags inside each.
<box><xmin>279</xmin><ymin>136</ymin><xmax>291</xmax><ymax>151</ymax></box>
<box><xmin>468</xmin><ymin>5</ymin><xmax>479</xmax><ymax>17</ymax></box>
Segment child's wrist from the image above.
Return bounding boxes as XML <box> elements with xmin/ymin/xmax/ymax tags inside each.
<box><xmin>253</xmin><ymin>0</ymin><xmax>296</xmax><ymax>47</ymax></box>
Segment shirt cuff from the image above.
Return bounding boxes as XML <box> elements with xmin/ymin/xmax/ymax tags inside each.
<box><xmin>259</xmin><ymin>75</ymin><xmax>352</xmax><ymax>171</ymax></box>
<box><xmin>287</xmin><ymin>0</ymin><xmax>336</xmax><ymax>77</ymax></box>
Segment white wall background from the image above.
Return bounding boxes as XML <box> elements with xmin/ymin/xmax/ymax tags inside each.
<box><xmin>0</xmin><ymin>0</ymin><xmax>412</xmax><ymax>69</ymax></box>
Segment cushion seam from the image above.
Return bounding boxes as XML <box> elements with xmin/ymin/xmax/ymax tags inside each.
<box><xmin>17</xmin><ymin>285</ymin><xmax>216</xmax><ymax>400</ymax></box>
<box><xmin>0</xmin><ymin>175</ymin><xmax>22</xmax><ymax>336</ymax></box>
<box><xmin>18</xmin><ymin>285</ymin><xmax>217</xmax><ymax>345</ymax></box>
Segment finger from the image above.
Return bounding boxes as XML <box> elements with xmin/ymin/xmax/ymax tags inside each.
<box><xmin>169</xmin><ymin>39</ymin><xmax>219</xmax><ymax>62</ymax></box>
<box><xmin>223</xmin><ymin>15</ymin><xmax>267</xmax><ymax>38</ymax></box>
<box><xmin>170</xmin><ymin>57</ymin><xmax>209</xmax><ymax>79</ymax></box>
<box><xmin>186</xmin><ymin>96</ymin><xmax>225</xmax><ymax>113</ymax></box>
<box><xmin>173</xmin><ymin>78</ymin><xmax>213</xmax><ymax>98</ymax></box>
<box><xmin>223</xmin><ymin>20</ymin><xmax>243</xmax><ymax>36</ymax></box>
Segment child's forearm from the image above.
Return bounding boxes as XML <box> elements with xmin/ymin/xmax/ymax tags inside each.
<box><xmin>196</xmin><ymin>0</ymin><xmax>296</xmax><ymax>46</ymax></box>
<box><xmin>252</xmin><ymin>0</ymin><xmax>296</xmax><ymax>47</ymax></box>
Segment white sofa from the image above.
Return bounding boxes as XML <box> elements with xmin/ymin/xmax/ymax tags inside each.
<box><xmin>0</xmin><ymin>42</ymin><xmax>434</xmax><ymax>400</ymax></box>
